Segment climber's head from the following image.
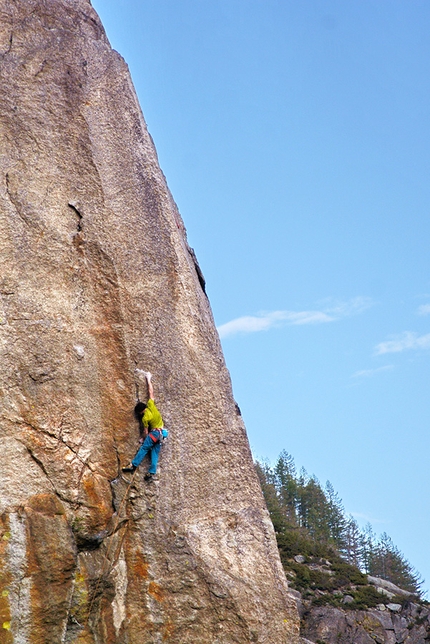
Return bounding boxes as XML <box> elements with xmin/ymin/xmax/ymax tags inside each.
<box><xmin>135</xmin><ymin>401</ymin><xmax>147</xmax><ymax>418</ymax></box>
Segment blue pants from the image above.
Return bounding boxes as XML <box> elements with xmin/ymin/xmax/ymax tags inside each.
<box><xmin>131</xmin><ymin>432</ymin><xmax>161</xmax><ymax>474</ymax></box>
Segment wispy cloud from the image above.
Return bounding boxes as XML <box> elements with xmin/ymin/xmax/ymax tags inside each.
<box><xmin>375</xmin><ymin>331</ymin><xmax>430</xmax><ymax>355</ymax></box>
<box><xmin>352</xmin><ymin>365</ymin><xmax>394</xmax><ymax>378</ymax></box>
<box><xmin>351</xmin><ymin>511</ymin><xmax>386</xmax><ymax>525</ymax></box>
<box><xmin>417</xmin><ymin>304</ymin><xmax>430</xmax><ymax>316</ymax></box>
<box><xmin>217</xmin><ymin>310</ymin><xmax>333</xmax><ymax>338</ymax></box>
<box><xmin>217</xmin><ymin>297</ymin><xmax>372</xmax><ymax>339</ymax></box>
<box><xmin>322</xmin><ymin>296</ymin><xmax>373</xmax><ymax>317</ymax></box>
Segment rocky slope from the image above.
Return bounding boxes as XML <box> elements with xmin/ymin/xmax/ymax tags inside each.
<box><xmin>0</xmin><ymin>1</ymin><xmax>299</xmax><ymax>642</ymax></box>
<box><xmin>288</xmin><ymin>557</ymin><xmax>430</xmax><ymax>644</ymax></box>
<box><xmin>301</xmin><ymin>601</ymin><xmax>430</xmax><ymax>644</ymax></box>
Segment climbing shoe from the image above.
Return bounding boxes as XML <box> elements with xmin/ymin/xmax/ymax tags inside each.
<box><xmin>122</xmin><ymin>463</ymin><xmax>136</xmax><ymax>473</ymax></box>
<box><xmin>144</xmin><ymin>473</ymin><xmax>153</xmax><ymax>482</ymax></box>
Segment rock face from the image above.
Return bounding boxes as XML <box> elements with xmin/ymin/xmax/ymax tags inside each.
<box><xmin>0</xmin><ymin>1</ymin><xmax>299</xmax><ymax>642</ymax></box>
<box><xmin>300</xmin><ymin>603</ymin><xmax>430</xmax><ymax>644</ymax></box>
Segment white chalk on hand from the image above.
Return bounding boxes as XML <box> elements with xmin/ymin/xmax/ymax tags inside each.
<box><xmin>135</xmin><ymin>369</ymin><xmax>152</xmax><ymax>380</ymax></box>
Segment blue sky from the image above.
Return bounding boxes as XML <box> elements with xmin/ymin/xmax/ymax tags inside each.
<box><xmin>92</xmin><ymin>0</ymin><xmax>430</xmax><ymax>591</ymax></box>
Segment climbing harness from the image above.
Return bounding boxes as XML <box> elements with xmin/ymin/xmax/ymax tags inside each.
<box><xmin>149</xmin><ymin>428</ymin><xmax>168</xmax><ymax>443</ymax></box>
<box><xmin>149</xmin><ymin>429</ymin><xmax>161</xmax><ymax>442</ymax></box>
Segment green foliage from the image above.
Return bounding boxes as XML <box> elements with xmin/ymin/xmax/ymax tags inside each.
<box><xmin>312</xmin><ymin>594</ymin><xmax>341</xmax><ymax>608</ymax></box>
<box><xmin>310</xmin><ymin>585</ymin><xmax>384</xmax><ymax>611</ymax></box>
<box><xmin>255</xmin><ymin>462</ymin><xmax>288</xmax><ymax>533</ymax></box>
<box><xmin>71</xmin><ymin>516</ymin><xmax>85</xmax><ymax>532</ymax></box>
<box><xmin>330</xmin><ymin>562</ymin><xmax>367</xmax><ymax>586</ymax></box>
<box><xmin>365</xmin><ymin>532</ymin><xmax>423</xmax><ymax>595</ymax></box>
<box><xmin>347</xmin><ymin>585</ymin><xmax>382</xmax><ymax>610</ymax></box>
<box><xmin>289</xmin><ymin>562</ymin><xmax>310</xmax><ymax>590</ymax></box>
<box><xmin>307</xmin><ymin>569</ymin><xmax>334</xmax><ymax>591</ymax></box>
<box><xmin>256</xmin><ymin>451</ymin><xmax>425</xmax><ymax>601</ymax></box>
<box><xmin>276</xmin><ymin>526</ymin><xmax>339</xmax><ymax>563</ymax></box>
<box><xmin>259</xmin><ymin>451</ymin><xmax>349</xmax><ymax>551</ymax></box>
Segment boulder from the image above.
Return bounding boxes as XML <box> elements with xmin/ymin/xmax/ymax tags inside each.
<box><xmin>343</xmin><ymin>595</ymin><xmax>354</xmax><ymax>604</ymax></box>
<box><xmin>387</xmin><ymin>604</ymin><xmax>403</xmax><ymax>613</ymax></box>
<box><xmin>295</xmin><ymin>554</ymin><xmax>306</xmax><ymax>563</ymax></box>
<box><xmin>367</xmin><ymin>575</ymin><xmax>414</xmax><ymax>598</ymax></box>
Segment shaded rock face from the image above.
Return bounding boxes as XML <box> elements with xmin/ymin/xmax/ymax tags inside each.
<box><xmin>300</xmin><ymin>604</ymin><xmax>430</xmax><ymax>644</ymax></box>
<box><xmin>0</xmin><ymin>0</ymin><xmax>299</xmax><ymax>642</ymax></box>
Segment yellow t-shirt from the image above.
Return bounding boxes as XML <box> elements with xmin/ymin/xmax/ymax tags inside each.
<box><xmin>142</xmin><ymin>399</ymin><xmax>163</xmax><ymax>430</ymax></box>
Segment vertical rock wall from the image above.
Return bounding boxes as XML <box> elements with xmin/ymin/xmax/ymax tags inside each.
<box><xmin>0</xmin><ymin>1</ymin><xmax>299</xmax><ymax>642</ymax></box>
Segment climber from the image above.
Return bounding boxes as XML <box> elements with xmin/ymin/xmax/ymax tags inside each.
<box><xmin>122</xmin><ymin>371</ymin><xmax>167</xmax><ymax>481</ymax></box>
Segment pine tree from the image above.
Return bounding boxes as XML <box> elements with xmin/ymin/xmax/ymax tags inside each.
<box><xmin>297</xmin><ymin>475</ymin><xmax>331</xmax><ymax>542</ymax></box>
<box><xmin>274</xmin><ymin>451</ymin><xmax>298</xmax><ymax>523</ymax></box>
<box><xmin>360</xmin><ymin>523</ymin><xmax>376</xmax><ymax>574</ymax></box>
<box><xmin>255</xmin><ymin>451</ymin><xmax>424</xmax><ymax>599</ymax></box>
<box><xmin>255</xmin><ymin>462</ymin><xmax>287</xmax><ymax>533</ymax></box>
<box><xmin>325</xmin><ymin>481</ymin><xmax>347</xmax><ymax>550</ymax></box>
<box><xmin>343</xmin><ymin>516</ymin><xmax>362</xmax><ymax>567</ymax></box>
<box><xmin>369</xmin><ymin>533</ymin><xmax>424</xmax><ymax>595</ymax></box>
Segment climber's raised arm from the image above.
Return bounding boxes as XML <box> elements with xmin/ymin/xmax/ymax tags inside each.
<box><xmin>146</xmin><ymin>371</ymin><xmax>154</xmax><ymax>400</ymax></box>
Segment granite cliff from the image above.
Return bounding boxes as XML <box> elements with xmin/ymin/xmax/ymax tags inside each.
<box><xmin>0</xmin><ymin>0</ymin><xmax>299</xmax><ymax>642</ymax></box>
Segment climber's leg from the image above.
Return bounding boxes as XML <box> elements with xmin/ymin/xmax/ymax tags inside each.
<box><xmin>131</xmin><ymin>434</ymin><xmax>153</xmax><ymax>468</ymax></box>
<box><xmin>148</xmin><ymin>442</ymin><xmax>161</xmax><ymax>474</ymax></box>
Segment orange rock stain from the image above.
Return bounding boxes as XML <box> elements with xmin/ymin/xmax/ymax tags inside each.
<box><xmin>132</xmin><ymin>552</ymin><xmax>149</xmax><ymax>580</ymax></box>
<box><xmin>148</xmin><ymin>581</ymin><xmax>164</xmax><ymax>602</ymax></box>
<box><xmin>162</xmin><ymin>618</ymin><xmax>175</xmax><ymax>640</ymax></box>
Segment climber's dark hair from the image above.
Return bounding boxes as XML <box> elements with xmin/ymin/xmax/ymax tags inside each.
<box><xmin>135</xmin><ymin>401</ymin><xmax>147</xmax><ymax>418</ymax></box>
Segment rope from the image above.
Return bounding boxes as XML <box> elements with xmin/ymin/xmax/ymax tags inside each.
<box><xmin>82</xmin><ymin>469</ymin><xmax>138</xmax><ymax>632</ymax></box>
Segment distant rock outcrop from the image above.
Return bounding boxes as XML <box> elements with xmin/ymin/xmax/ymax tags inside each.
<box><xmin>285</xmin><ymin>557</ymin><xmax>429</xmax><ymax>644</ymax></box>
<box><xmin>300</xmin><ymin>602</ymin><xmax>430</xmax><ymax>644</ymax></box>
<box><xmin>0</xmin><ymin>1</ymin><xmax>299</xmax><ymax>642</ymax></box>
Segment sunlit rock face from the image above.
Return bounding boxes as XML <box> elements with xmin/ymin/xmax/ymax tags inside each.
<box><xmin>0</xmin><ymin>1</ymin><xmax>299</xmax><ymax>642</ymax></box>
